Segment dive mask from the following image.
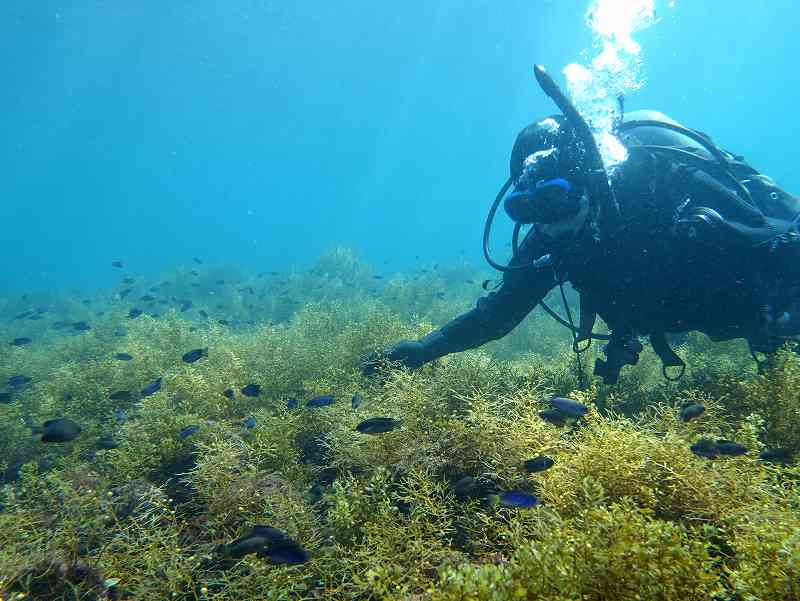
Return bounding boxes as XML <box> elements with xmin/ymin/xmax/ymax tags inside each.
<box><xmin>503</xmin><ymin>147</ymin><xmax>581</xmax><ymax>224</ymax></box>
<box><xmin>504</xmin><ymin>177</ymin><xmax>578</xmax><ymax>224</ymax></box>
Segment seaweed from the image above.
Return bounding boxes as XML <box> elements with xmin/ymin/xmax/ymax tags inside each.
<box><xmin>1</xmin><ymin>248</ymin><xmax>799</xmax><ymax>600</ymax></box>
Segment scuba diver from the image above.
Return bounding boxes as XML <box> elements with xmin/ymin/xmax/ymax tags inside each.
<box><xmin>363</xmin><ymin>65</ymin><xmax>800</xmax><ymax>385</ymax></box>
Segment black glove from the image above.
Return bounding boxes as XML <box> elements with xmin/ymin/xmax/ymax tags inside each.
<box><xmin>361</xmin><ymin>340</ymin><xmax>428</xmax><ymax>376</ymax></box>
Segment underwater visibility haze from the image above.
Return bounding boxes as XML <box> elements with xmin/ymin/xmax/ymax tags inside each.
<box><xmin>2</xmin><ymin>1</ymin><xmax>800</xmax><ymax>599</ymax></box>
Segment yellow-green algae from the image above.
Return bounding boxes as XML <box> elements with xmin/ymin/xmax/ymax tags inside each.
<box><xmin>0</xmin><ymin>247</ymin><xmax>798</xmax><ymax>600</ymax></box>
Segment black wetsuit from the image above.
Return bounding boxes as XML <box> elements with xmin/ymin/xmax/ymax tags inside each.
<box><xmin>415</xmin><ymin>115</ymin><xmax>800</xmax><ymax>381</ymax></box>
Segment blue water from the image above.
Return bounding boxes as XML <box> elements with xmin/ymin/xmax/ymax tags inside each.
<box><xmin>1</xmin><ymin>0</ymin><xmax>798</xmax><ymax>292</ymax></box>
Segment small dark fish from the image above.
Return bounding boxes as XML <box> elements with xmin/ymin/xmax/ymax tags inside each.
<box><xmin>538</xmin><ymin>409</ymin><xmax>567</xmax><ymax>426</ymax></box>
<box><xmin>11</xmin><ymin>337</ymin><xmax>32</xmax><ymax>346</ymax></box>
<box><xmin>127</xmin><ymin>308</ymin><xmax>143</xmax><ymax>319</ymax></box>
<box><xmin>119</xmin><ymin>288</ymin><xmax>132</xmax><ymax>298</ymax></box>
<box><xmin>190</xmin><ymin>270</ymin><xmax>200</xmax><ymax>276</ymax></box>
<box><xmin>40</xmin><ymin>418</ymin><xmax>82</xmax><ymax>443</ymax></box>
<box><xmin>8</xmin><ymin>375</ymin><xmax>31</xmax><ymax>388</ymax></box>
<box><xmin>140</xmin><ymin>295</ymin><xmax>156</xmax><ymax>302</ymax></box>
<box><xmin>223</xmin><ymin>525</ymin><xmax>294</xmax><ymax>559</ymax></box>
<box><xmin>351</xmin><ymin>394</ymin><xmax>362</xmax><ymax>409</ymax></box>
<box><xmin>179</xmin><ymin>301</ymin><xmax>193</xmax><ymax>312</ymax></box>
<box><xmin>149</xmin><ymin>286</ymin><xmax>160</xmax><ymax>292</ymax></box>
<box><xmin>286</xmin><ymin>397</ymin><xmax>298</xmax><ymax>410</ymax></box>
<box><xmin>216</xmin><ymin>280</ymin><xmax>226</xmax><ymax>285</ymax></box>
<box><xmin>523</xmin><ymin>456</ymin><xmax>554</xmax><ymax>473</ymax></box>
<box><xmin>114</xmin><ymin>352</ymin><xmax>133</xmax><ymax>361</ymax></box>
<box><xmin>356</xmin><ymin>417</ymin><xmax>400</xmax><ymax>434</ymax></box>
<box><xmin>14</xmin><ymin>310</ymin><xmax>34</xmax><ymax>320</ymax></box>
<box><xmin>0</xmin><ymin>392</ymin><xmax>13</xmax><ymax>404</ymax></box>
<box><xmin>222</xmin><ymin>535</ymin><xmax>270</xmax><ymax>559</ymax></box>
<box><xmin>109</xmin><ymin>390</ymin><xmax>132</xmax><ymax>401</ymax></box>
<box><xmin>373</xmin><ymin>275</ymin><xmax>384</xmax><ymax>280</ymax></box>
<box><xmin>680</xmin><ymin>403</ymin><xmax>706</xmax><ymax>422</ymax></box>
<box><xmin>306</xmin><ymin>395</ymin><xmax>334</xmax><ymax>408</ymax></box>
<box><xmin>114</xmin><ymin>408</ymin><xmax>127</xmax><ymax>423</ymax></box>
<box><xmin>234</xmin><ymin>527</ymin><xmax>309</xmax><ymax>564</ymax></box>
<box><xmin>222</xmin><ymin>388</ymin><xmax>235</xmax><ymax>399</ymax></box>
<box><xmin>250</xmin><ymin>525</ymin><xmax>291</xmax><ymax>544</ymax></box>
<box><xmin>498</xmin><ymin>491</ymin><xmax>540</xmax><ymax>509</ymax></box>
<box><xmin>97</xmin><ymin>435</ymin><xmax>120</xmax><ymax>450</ymax></box>
<box><xmin>61</xmin><ymin>392</ymin><xmax>73</xmax><ymax>402</ymax></box>
<box><xmin>550</xmin><ymin>396</ymin><xmax>588</xmax><ymax>418</ymax></box>
<box><xmin>182</xmin><ymin>348</ymin><xmax>208</xmax><ymax>363</ymax></box>
<box><xmin>690</xmin><ymin>438</ymin><xmax>719</xmax><ymax>459</ymax></box>
<box><xmin>481</xmin><ymin>279</ymin><xmax>492</xmax><ymax>290</ymax></box>
<box><xmin>269</xmin><ymin>271</ymin><xmax>280</xmax><ymax>276</ymax></box>
<box><xmin>760</xmin><ymin>448</ymin><xmax>792</xmax><ymax>463</ymax></box>
<box><xmin>452</xmin><ymin>476</ymin><xmax>478</xmax><ymax>499</ymax></box>
<box><xmin>241</xmin><ymin>384</ymin><xmax>261</xmax><ymax>397</ymax></box>
<box><xmin>122</xmin><ymin>277</ymin><xmax>135</xmax><ymax>284</ymax></box>
<box><xmin>217</xmin><ymin>319</ymin><xmax>230</xmax><ymax>326</ymax></box>
<box><xmin>192</xmin><ymin>257</ymin><xmax>203</xmax><ymax>264</ymax></box>
<box><xmin>111</xmin><ymin>260</ymin><xmax>124</xmax><ymax>268</ymax></box>
<box><xmin>81</xmin><ymin>299</ymin><xmax>91</xmax><ymax>305</ymax></box>
<box><xmin>242</xmin><ymin>416</ymin><xmax>257</xmax><ymax>429</ymax></box>
<box><xmin>198</xmin><ymin>310</ymin><xmax>209</xmax><ymax>319</ymax></box>
<box><xmin>73</xmin><ymin>321</ymin><xmax>91</xmax><ymax>332</ymax></box>
<box><xmin>265</xmin><ymin>543</ymin><xmax>309</xmax><ymax>565</ymax></box>
<box><xmin>716</xmin><ymin>440</ymin><xmax>747</xmax><ymax>457</ymax></box>
<box><xmin>141</xmin><ymin>377</ymin><xmax>162</xmax><ymax>397</ymax></box>
<box><xmin>224</xmin><ymin>527</ymin><xmax>282</xmax><ymax>556</ymax></box>
<box><xmin>180</xmin><ymin>425</ymin><xmax>200</xmax><ymax>439</ymax></box>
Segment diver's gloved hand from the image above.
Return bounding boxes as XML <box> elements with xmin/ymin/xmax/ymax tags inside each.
<box><xmin>361</xmin><ymin>340</ymin><xmax>428</xmax><ymax>376</ymax></box>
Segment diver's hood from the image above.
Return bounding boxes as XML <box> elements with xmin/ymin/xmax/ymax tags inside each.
<box><xmin>509</xmin><ymin>115</ymin><xmax>585</xmax><ymax>184</ymax></box>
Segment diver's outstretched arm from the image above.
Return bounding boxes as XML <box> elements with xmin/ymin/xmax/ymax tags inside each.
<box><xmin>419</xmin><ymin>248</ymin><xmax>555</xmax><ymax>362</ymax></box>
<box><xmin>362</xmin><ymin>231</ymin><xmax>555</xmax><ymax>375</ymax></box>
